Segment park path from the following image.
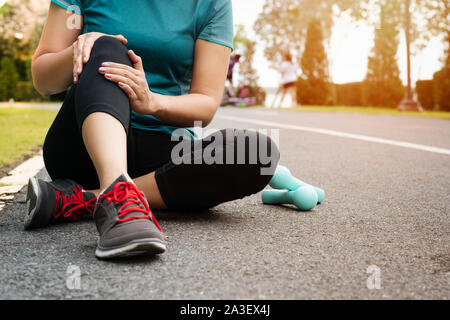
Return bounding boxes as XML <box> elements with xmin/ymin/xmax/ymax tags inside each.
<box><xmin>0</xmin><ymin>102</ymin><xmax>61</xmax><ymax>111</ymax></box>
<box><xmin>0</xmin><ymin>106</ymin><xmax>448</xmax><ymax>299</ymax></box>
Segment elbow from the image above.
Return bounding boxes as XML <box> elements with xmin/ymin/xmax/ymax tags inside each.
<box><xmin>31</xmin><ymin>61</ymin><xmax>55</xmax><ymax>97</ymax></box>
<box><xmin>31</xmin><ymin>62</ymin><xmax>50</xmax><ymax>97</ymax></box>
<box><xmin>32</xmin><ymin>79</ymin><xmax>52</xmax><ymax>97</ymax></box>
<box><xmin>201</xmin><ymin>98</ymin><xmax>220</xmax><ymax>127</ymax></box>
<box><xmin>201</xmin><ymin>118</ymin><xmax>213</xmax><ymax>128</ymax></box>
<box><xmin>201</xmin><ymin>112</ymin><xmax>214</xmax><ymax>127</ymax></box>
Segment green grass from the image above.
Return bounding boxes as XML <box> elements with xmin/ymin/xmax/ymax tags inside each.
<box><xmin>284</xmin><ymin>105</ymin><xmax>450</xmax><ymax>119</ymax></box>
<box><xmin>0</xmin><ymin>107</ymin><xmax>57</xmax><ymax>168</ymax></box>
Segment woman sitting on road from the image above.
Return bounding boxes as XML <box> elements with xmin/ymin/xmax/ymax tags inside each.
<box><xmin>26</xmin><ymin>0</ymin><xmax>279</xmax><ymax>259</ymax></box>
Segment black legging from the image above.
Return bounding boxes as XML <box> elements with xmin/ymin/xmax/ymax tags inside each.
<box><xmin>43</xmin><ymin>36</ymin><xmax>280</xmax><ymax>210</ymax></box>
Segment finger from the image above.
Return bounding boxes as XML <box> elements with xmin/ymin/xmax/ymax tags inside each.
<box><xmin>100</xmin><ymin>62</ymin><xmax>141</xmax><ymax>76</ymax></box>
<box><xmin>98</xmin><ymin>66</ymin><xmax>140</xmax><ymax>82</ymax></box>
<box><xmin>82</xmin><ymin>37</ymin><xmax>95</xmax><ymax>64</ymax></box>
<box><xmin>128</xmin><ymin>50</ymin><xmax>144</xmax><ymax>71</ymax></box>
<box><xmin>100</xmin><ymin>62</ymin><xmax>134</xmax><ymax>70</ymax></box>
<box><xmin>73</xmin><ymin>37</ymin><xmax>84</xmax><ymax>83</ymax></box>
<box><xmin>72</xmin><ymin>42</ymin><xmax>78</xmax><ymax>83</ymax></box>
<box><xmin>105</xmin><ymin>73</ymin><xmax>142</xmax><ymax>96</ymax></box>
<box><xmin>118</xmin><ymin>82</ymin><xmax>137</xmax><ymax>100</ymax></box>
<box><xmin>99</xmin><ymin>64</ymin><xmax>137</xmax><ymax>74</ymax></box>
<box><xmin>104</xmin><ymin>73</ymin><xmax>136</xmax><ymax>87</ymax></box>
<box><xmin>113</xmin><ymin>34</ymin><xmax>128</xmax><ymax>44</ymax></box>
<box><xmin>75</xmin><ymin>36</ymin><xmax>84</xmax><ymax>75</ymax></box>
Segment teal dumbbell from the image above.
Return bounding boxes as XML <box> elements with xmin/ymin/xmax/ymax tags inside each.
<box><xmin>262</xmin><ymin>186</ymin><xmax>318</xmax><ymax>211</ymax></box>
<box><xmin>269</xmin><ymin>165</ymin><xmax>325</xmax><ymax>204</ymax></box>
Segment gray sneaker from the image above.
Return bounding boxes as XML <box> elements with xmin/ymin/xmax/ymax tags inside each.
<box><xmin>93</xmin><ymin>174</ymin><xmax>166</xmax><ymax>259</ymax></box>
<box><xmin>24</xmin><ymin>177</ymin><xmax>97</xmax><ymax>230</ymax></box>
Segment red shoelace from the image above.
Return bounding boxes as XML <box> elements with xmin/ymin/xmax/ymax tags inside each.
<box><xmin>100</xmin><ymin>182</ymin><xmax>162</xmax><ymax>232</ymax></box>
<box><xmin>53</xmin><ymin>185</ymin><xmax>96</xmax><ymax>220</ymax></box>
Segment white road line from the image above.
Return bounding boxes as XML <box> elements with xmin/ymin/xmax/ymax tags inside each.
<box><xmin>216</xmin><ymin>115</ymin><xmax>450</xmax><ymax>156</ymax></box>
<box><xmin>0</xmin><ymin>154</ymin><xmax>44</xmax><ymax>211</ymax></box>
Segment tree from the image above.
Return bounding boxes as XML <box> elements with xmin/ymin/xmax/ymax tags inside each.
<box><xmin>365</xmin><ymin>0</ymin><xmax>404</xmax><ymax>107</ymax></box>
<box><xmin>416</xmin><ymin>0</ymin><xmax>449</xmax><ymax>54</ymax></box>
<box><xmin>0</xmin><ymin>56</ymin><xmax>19</xmax><ymax>100</ymax></box>
<box><xmin>301</xmin><ymin>19</ymin><xmax>329</xmax><ymax>82</ymax></box>
<box><xmin>254</xmin><ymin>0</ymin><xmax>368</xmax><ymax>67</ymax></box>
<box><xmin>432</xmin><ymin>52</ymin><xmax>450</xmax><ymax>111</ymax></box>
<box><xmin>420</xmin><ymin>0</ymin><xmax>449</xmax><ymax>111</ymax></box>
<box><xmin>255</xmin><ymin>0</ymin><xmax>449</xmax><ymax>77</ymax></box>
<box><xmin>234</xmin><ymin>25</ymin><xmax>259</xmax><ymax>88</ymax></box>
<box><xmin>0</xmin><ymin>0</ymin><xmax>47</xmax><ymax>58</ymax></box>
<box><xmin>0</xmin><ymin>0</ymin><xmax>48</xmax><ymax>101</ymax></box>
<box><xmin>299</xmin><ymin>19</ymin><xmax>331</xmax><ymax>105</ymax></box>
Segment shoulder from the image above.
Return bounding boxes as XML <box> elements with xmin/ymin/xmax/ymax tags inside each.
<box><xmin>196</xmin><ymin>0</ymin><xmax>234</xmax><ymax>49</ymax></box>
<box><xmin>51</xmin><ymin>0</ymin><xmax>83</xmax><ymax>11</ymax></box>
<box><xmin>201</xmin><ymin>0</ymin><xmax>232</xmax><ymax>8</ymax></box>
<box><xmin>197</xmin><ymin>0</ymin><xmax>232</xmax><ymax>17</ymax></box>
<box><xmin>213</xmin><ymin>0</ymin><xmax>232</xmax><ymax>10</ymax></box>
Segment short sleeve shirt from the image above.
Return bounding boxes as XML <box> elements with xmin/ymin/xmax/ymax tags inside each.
<box><xmin>279</xmin><ymin>61</ymin><xmax>298</xmax><ymax>85</ymax></box>
<box><xmin>51</xmin><ymin>0</ymin><xmax>234</xmax><ymax>135</ymax></box>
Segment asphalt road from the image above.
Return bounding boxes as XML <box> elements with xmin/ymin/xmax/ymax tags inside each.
<box><xmin>0</xmin><ymin>107</ymin><xmax>449</xmax><ymax>299</ymax></box>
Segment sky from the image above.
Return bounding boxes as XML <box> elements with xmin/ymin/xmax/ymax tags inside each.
<box><xmin>232</xmin><ymin>0</ymin><xmax>445</xmax><ymax>88</ymax></box>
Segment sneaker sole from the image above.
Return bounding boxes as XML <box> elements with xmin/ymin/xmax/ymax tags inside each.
<box><xmin>24</xmin><ymin>177</ymin><xmax>43</xmax><ymax>230</ymax></box>
<box><xmin>95</xmin><ymin>238</ymin><xmax>167</xmax><ymax>259</ymax></box>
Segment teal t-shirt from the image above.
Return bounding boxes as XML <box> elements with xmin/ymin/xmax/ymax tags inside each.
<box><xmin>51</xmin><ymin>0</ymin><xmax>234</xmax><ymax>136</ymax></box>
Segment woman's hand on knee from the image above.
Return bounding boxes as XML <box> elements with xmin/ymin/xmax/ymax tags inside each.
<box><xmin>99</xmin><ymin>50</ymin><xmax>159</xmax><ymax>115</ymax></box>
<box><xmin>73</xmin><ymin>32</ymin><xmax>128</xmax><ymax>83</ymax></box>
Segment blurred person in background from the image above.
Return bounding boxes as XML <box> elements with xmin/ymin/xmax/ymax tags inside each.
<box><xmin>225</xmin><ymin>53</ymin><xmax>241</xmax><ymax>97</ymax></box>
<box><xmin>272</xmin><ymin>53</ymin><xmax>298</xmax><ymax>108</ymax></box>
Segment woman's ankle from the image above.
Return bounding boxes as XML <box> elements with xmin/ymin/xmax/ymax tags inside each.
<box><xmin>99</xmin><ymin>171</ymin><xmax>132</xmax><ymax>191</ymax></box>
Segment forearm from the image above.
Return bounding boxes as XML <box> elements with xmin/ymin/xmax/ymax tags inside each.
<box><xmin>152</xmin><ymin>92</ymin><xmax>219</xmax><ymax>128</ymax></box>
<box><xmin>31</xmin><ymin>46</ymin><xmax>74</xmax><ymax>96</ymax></box>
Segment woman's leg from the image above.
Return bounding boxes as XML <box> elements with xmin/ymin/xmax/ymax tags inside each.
<box><xmin>279</xmin><ymin>87</ymin><xmax>287</xmax><ymax>107</ymax></box>
<box><xmin>43</xmin><ymin>36</ymin><xmax>133</xmax><ymax>190</ymax></box>
<box><xmin>130</xmin><ymin>129</ymin><xmax>280</xmax><ymax>210</ymax></box>
<box><xmin>82</xmin><ymin>113</ymin><xmax>128</xmax><ymax>190</ymax></box>
<box><xmin>43</xmin><ymin>85</ymin><xmax>99</xmax><ymax>189</ymax></box>
<box><xmin>74</xmin><ymin>36</ymin><xmax>133</xmax><ymax>190</ymax></box>
<box><xmin>74</xmin><ymin>36</ymin><xmax>165</xmax><ymax>257</ymax></box>
<box><xmin>87</xmin><ymin>129</ymin><xmax>173</xmax><ymax>208</ymax></box>
<box><xmin>290</xmin><ymin>85</ymin><xmax>298</xmax><ymax>107</ymax></box>
<box><xmin>40</xmin><ymin>36</ymin><xmax>165</xmax><ymax>258</ymax></box>
<box><xmin>134</xmin><ymin>172</ymin><xmax>166</xmax><ymax>209</ymax></box>
<box><xmin>88</xmin><ymin>172</ymin><xmax>166</xmax><ymax>209</ymax></box>
<box><xmin>24</xmin><ymin>85</ymin><xmax>99</xmax><ymax>230</ymax></box>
